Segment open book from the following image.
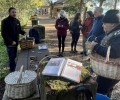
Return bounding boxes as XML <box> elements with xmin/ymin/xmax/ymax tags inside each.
<box><xmin>42</xmin><ymin>58</ymin><xmax>82</xmax><ymax>83</ymax></box>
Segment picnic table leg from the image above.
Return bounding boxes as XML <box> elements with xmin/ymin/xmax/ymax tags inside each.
<box><xmin>40</xmin><ymin>75</ymin><xmax>47</xmax><ymax>100</ymax></box>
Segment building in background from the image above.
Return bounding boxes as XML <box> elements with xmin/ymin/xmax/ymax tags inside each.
<box><xmin>39</xmin><ymin>0</ymin><xmax>65</xmax><ymax>18</ymax></box>
<box><xmin>53</xmin><ymin>0</ymin><xmax>65</xmax><ymax>18</ymax></box>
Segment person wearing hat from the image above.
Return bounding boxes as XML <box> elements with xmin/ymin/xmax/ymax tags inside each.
<box><xmin>55</xmin><ymin>10</ymin><xmax>69</xmax><ymax>56</ymax></box>
<box><xmin>81</xmin><ymin>11</ymin><xmax>94</xmax><ymax>56</ymax></box>
<box><xmin>90</xmin><ymin>9</ymin><xmax>120</xmax><ymax>96</ymax></box>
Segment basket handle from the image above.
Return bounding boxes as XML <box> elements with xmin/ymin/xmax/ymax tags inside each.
<box><xmin>17</xmin><ymin>65</ymin><xmax>24</xmax><ymax>84</ymax></box>
<box><xmin>105</xmin><ymin>46</ymin><xmax>111</xmax><ymax>63</ymax></box>
<box><xmin>23</xmin><ymin>34</ymin><xmax>27</xmax><ymax>40</ymax></box>
<box><xmin>37</xmin><ymin>55</ymin><xmax>59</xmax><ymax>75</ymax></box>
<box><xmin>86</xmin><ymin>36</ymin><xmax>91</xmax><ymax>43</ymax></box>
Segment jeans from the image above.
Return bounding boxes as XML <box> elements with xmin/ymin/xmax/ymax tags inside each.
<box><xmin>71</xmin><ymin>33</ymin><xmax>80</xmax><ymax>49</ymax></box>
<box><xmin>7</xmin><ymin>46</ymin><xmax>17</xmax><ymax>72</ymax></box>
<box><xmin>57</xmin><ymin>35</ymin><xmax>66</xmax><ymax>53</ymax></box>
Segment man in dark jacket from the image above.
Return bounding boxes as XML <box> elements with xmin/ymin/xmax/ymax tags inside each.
<box><xmin>1</xmin><ymin>7</ymin><xmax>25</xmax><ymax>72</ymax></box>
<box><xmin>88</xmin><ymin>7</ymin><xmax>105</xmax><ymax>43</ymax></box>
<box><xmin>90</xmin><ymin>9</ymin><xmax>120</xmax><ymax>95</ymax></box>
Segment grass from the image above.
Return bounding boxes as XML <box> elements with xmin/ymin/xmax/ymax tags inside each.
<box><xmin>0</xmin><ymin>34</ymin><xmax>9</xmax><ymax>79</ymax></box>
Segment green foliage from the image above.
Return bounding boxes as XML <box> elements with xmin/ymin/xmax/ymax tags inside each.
<box><xmin>32</xmin><ymin>0</ymin><xmax>44</xmax><ymax>7</ymax></box>
<box><xmin>0</xmin><ymin>35</ymin><xmax>9</xmax><ymax>79</ymax></box>
<box><xmin>0</xmin><ymin>0</ymin><xmax>45</xmax><ymax>26</ymax></box>
<box><xmin>63</xmin><ymin>6</ymin><xmax>77</xmax><ymax>14</ymax></box>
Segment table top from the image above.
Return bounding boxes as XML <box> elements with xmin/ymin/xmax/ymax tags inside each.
<box><xmin>2</xmin><ymin>44</ymin><xmax>49</xmax><ymax>100</ymax></box>
<box><xmin>16</xmin><ymin>44</ymin><xmax>49</xmax><ymax>71</ymax></box>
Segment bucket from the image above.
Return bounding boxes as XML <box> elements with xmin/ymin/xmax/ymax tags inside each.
<box><xmin>96</xmin><ymin>93</ymin><xmax>111</xmax><ymax>100</ymax></box>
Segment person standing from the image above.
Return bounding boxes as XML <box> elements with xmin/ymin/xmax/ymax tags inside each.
<box><xmin>88</xmin><ymin>7</ymin><xmax>105</xmax><ymax>43</ymax></box>
<box><xmin>1</xmin><ymin>7</ymin><xmax>26</xmax><ymax>72</ymax></box>
<box><xmin>70</xmin><ymin>13</ymin><xmax>82</xmax><ymax>53</ymax></box>
<box><xmin>55</xmin><ymin>10</ymin><xmax>69</xmax><ymax>56</ymax></box>
<box><xmin>90</xmin><ymin>9</ymin><xmax>120</xmax><ymax>95</ymax></box>
<box><xmin>81</xmin><ymin>11</ymin><xmax>94</xmax><ymax>56</ymax></box>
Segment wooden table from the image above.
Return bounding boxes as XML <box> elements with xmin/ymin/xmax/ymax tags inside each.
<box><xmin>40</xmin><ymin>76</ymin><xmax>97</xmax><ymax>100</ymax></box>
<box><xmin>2</xmin><ymin>44</ymin><xmax>49</xmax><ymax>100</ymax></box>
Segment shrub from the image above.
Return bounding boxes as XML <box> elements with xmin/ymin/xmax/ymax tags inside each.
<box><xmin>0</xmin><ymin>35</ymin><xmax>9</xmax><ymax>79</ymax></box>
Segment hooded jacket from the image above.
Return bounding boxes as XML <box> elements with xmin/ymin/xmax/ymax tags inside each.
<box><xmin>55</xmin><ymin>17</ymin><xmax>69</xmax><ymax>36</ymax></box>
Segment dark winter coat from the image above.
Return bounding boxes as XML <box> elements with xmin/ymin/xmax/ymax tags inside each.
<box><xmin>71</xmin><ymin>20</ymin><xmax>82</xmax><ymax>34</ymax></box>
<box><xmin>93</xmin><ymin>24</ymin><xmax>120</xmax><ymax>58</ymax></box>
<box><xmin>88</xmin><ymin>15</ymin><xmax>105</xmax><ymax>42</ymax></box>
<box><xmin>55</xmin><ymin>17</ymin><xmax>69</xmax><ymax>36</ymax></box>
<box><xmin>1</xmin><ymin>16</ymin><xmax>25</xmax><ymax>46</ymax></box>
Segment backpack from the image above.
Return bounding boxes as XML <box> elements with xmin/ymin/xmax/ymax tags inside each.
<box><xmin>29</xmin><ymin>28</ymin><xmax>40</xmax><ymax>44</ymax></box>
<box><xmin>69</xmin><ymin>20</ymin><xmax>73</xmax><ymax>33</ymax></box>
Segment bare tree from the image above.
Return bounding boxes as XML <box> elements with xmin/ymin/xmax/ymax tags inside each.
<box><xmin>114</xmin><ymin>0</ymin><xmax>120</xmax><ymax>9</ymax></box>
<box><xmin>46</xmin><ymin>0</ymin><xmax>55</xmax><ymax>18</ymax></box>
<box><xmin>99</xmin><ymin>0</ymin><xmax>106</xmax><ymax>7</ymax></box>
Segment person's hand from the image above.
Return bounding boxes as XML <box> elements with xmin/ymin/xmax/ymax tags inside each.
<box><xmin>90</xmin><ymin>41</ymin><xmax>98</xmax><ymax>51</ymax></box>
<box><xmin>61</xmin><ymin>25</ymin><xmax>63</xmax><ymax>27</ymax></box>
<box><xmin>12</xmin><ymin>41</ymin><xmax>16</xmax><ymax>45</ymax></box>
<box><xmin>94</xmin><ymin>37</ymin><xmax>97</xmax><ymax>42</ymax></box>
<box><xmin>23</xmin><ymin>33</ymin><xmax>27</xmax><ymax>39</ymax></box>
<box><xmin>58</xmin><ymin>25</ymin><xmax>61</xmax><ymax>27</ymax></box>
<box><xmin>79</xmin><ymin>25</ymin><xmax>82</xmax><ymax>29</ymax></box>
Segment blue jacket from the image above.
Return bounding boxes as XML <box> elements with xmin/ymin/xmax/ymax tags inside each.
<box><xmin>88</xmin><ymin>15</ymin><xmax>105</xmax><ymax>43</ymax></box>
<box><xmin>93</xmin><ymin>24</ymin><xmax>120</xmax><ymax>58</ymax></box>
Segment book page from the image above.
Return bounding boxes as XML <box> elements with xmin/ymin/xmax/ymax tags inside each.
<box><xmin>42</xmin><ymin>58</ymin><xmax>65</xmax><ymax>76</ymax></box>
<box><xmin>38</xmin><ymin>45</ymin><xmax>48</xmax><ymax>50</ymax></box>
<box><xmin>61</xmin><ymin>59</ymin><xmax>82</xmax><ymax>83</ymax></box>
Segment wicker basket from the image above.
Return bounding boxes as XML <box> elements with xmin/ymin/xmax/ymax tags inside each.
<box><xmin>20</xmin><ymin>37</ymin><xmax>35</xmax><ymax>49</ymax></box>
<box><xmin>90</xmin><ymin>46</ymin><xmax>120</xmax><ymax>80</ymax></box>
<box><xmin>5</xmin><ymin>66</ymin><xmax>37</xmax><ymax>99</ymax></box>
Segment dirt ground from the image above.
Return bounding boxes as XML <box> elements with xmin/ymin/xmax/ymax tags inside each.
<box><xmin>0</xmin><ymin>16</ymin><xmax>90</xmax><ymax>100</ymax></box>
<box><xmin>39</xmin><ymin>17</ymin><xmax>90</xmax><ymax>64</ymax></box>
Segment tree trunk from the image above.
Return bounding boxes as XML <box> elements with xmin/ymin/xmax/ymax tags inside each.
<box><xmin>114</xmin><ymin>0</ymin><xmax>117</xmax><ymax>9</ymax></box>
<box><xmin>50</xmin><ymin>3</ymin><xmax>54</xmax><ymax>18</ymax></box>
<box><xmin>50</xmin><ymin>5</ymin><xmax>52</xmax><ymax>18</ymax></box>
<box><xmin>82</xmin><ymin>7</ymin><xmax>87</xmax><ymax>23</ymax></box>
<box><xmin>99</xmin><ymin>0</ymin><xmax>105</xmax><ymax>7</ymax></box>
<box><xmin>78</xmin><ymin>0</ymin><xmax>84</xmax><ymax>12</ymax></box>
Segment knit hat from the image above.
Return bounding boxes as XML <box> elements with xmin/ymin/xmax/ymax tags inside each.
<box><xmin>103</xmin><ymin>9</ymin><xmax>120</xmax><ymax>24</ymax></box>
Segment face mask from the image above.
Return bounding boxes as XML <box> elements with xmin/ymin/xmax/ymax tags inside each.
<box><xmin>60</xmin><ymin>14</ymin><xmax>65</xmax><ymax>18</ymax></box>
